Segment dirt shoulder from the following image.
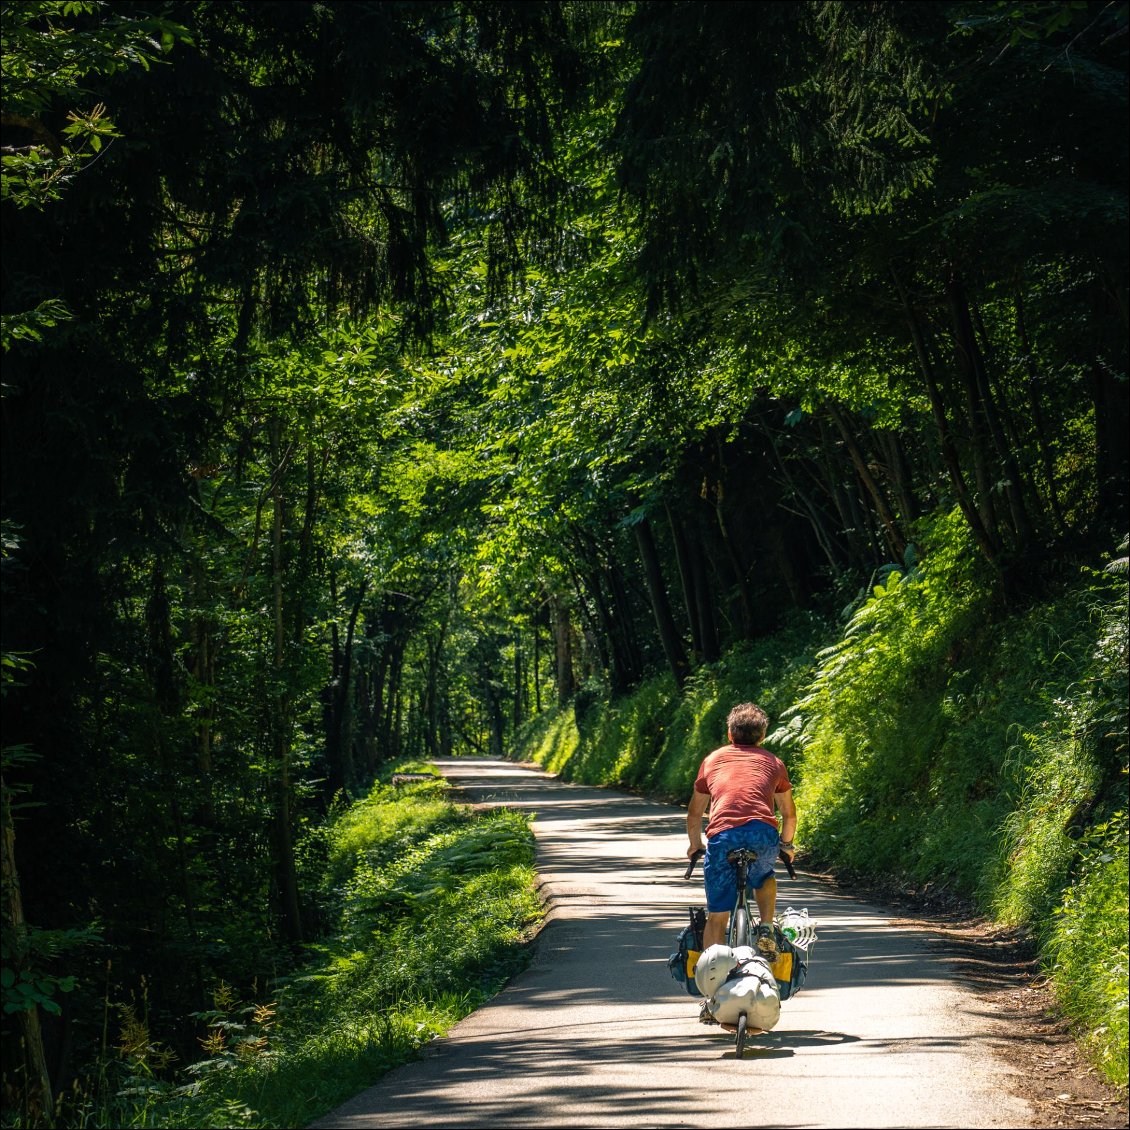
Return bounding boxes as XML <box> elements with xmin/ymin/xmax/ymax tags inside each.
<box><xmin>826</xmin><ymin>872</ymin><xmax>1127</xmax><ymax>1129</ymax></box>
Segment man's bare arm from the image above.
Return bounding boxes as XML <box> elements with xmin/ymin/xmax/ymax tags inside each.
<box><xmin>686</xmin><ymin>789</ymin><xmax>710</xmax><ymax>858</ymax></box>
<box><xmin>776</xmin><ymin>789</ymin><xmax>797</xmax><ymax>856</ymax></box>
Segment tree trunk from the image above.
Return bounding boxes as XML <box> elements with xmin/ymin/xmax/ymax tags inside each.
<box><xmin>955</xmin><ymin>282</ymin><xmax>1037</xmax><ymax>547</ymax></box>
<box><xmin>550</xmin><ymin>592</ymin><xmax>576</xmax><ymax>707</ymax></box>
<box><xmin>270</xmin><ymin>421</ymin><xmax>303</xmax><ymax>945</ymax></box>
<box><xmin>605</xmin><ymin>558</ymin><xmax>643</xmax><ymax>687</ymax></box>
<box><xmin>188</xmin><ymin>556</ymin><xmax>215</xmax><ymax>781</ymax></box>
<box><xmin>892</xmin><ymin>266</ymin><xmax>1001</xmax><ymax>570</ymax></box>
<box><xmin>665</xmin><ymin>503</ymin><xmax>703</xmax><ymax>661</ymax></box>
<box><xmin>587</xmin><ymin>565</ymin><xmax>632</xmax><ymax>687</ymax></box>
<box><xmin>1014</xmin><ymin>288</ymin><xmax>1068</xmax><ymax>534</ymax></box>
<box><xmin>574</xmin><ymin>533</ymin><xmax>636</xmax><ymax>692</ymax></box>
<box><xmin>424</xmin><ymin>614</ymin><xmax>449</xmax><ymax>759</ymax></box>
<box><xmin>827</xmin><ymin>403</ymin><xmax>907</xmax><ymax>560</ymax></box>
<box><xmin>765</xmin><ymin>524</ymin><xmax>807</xmax><ymax>605</ymax></box>
<box><xmin>361</xmin><ymin>608</ymin><xmax>391</xmax><ymax>773</ymax></box>
<box><xmin>874</xmin><ymin>428</ymin><xmax>919</xmax><ymax>528</ymax></box>
<box><xmin>382</xmin><ymin>638</ymin><xmax>405</xmax><ymax>761</ymax></box>
<box><xmin>633</xmin><ymin>514</ymin><xmax>690</xmax><ymax>688</ymax></box>
<box><xmin>532</xmin><ymin>611</ymin><xmax>542</xmax><ymax>713</ymax></box>
<box><xmin>568</xmin><ymin>565</ymin><xmax>609</xmax><ymax>676</ymax></box>
<box><xmin>2</xmin><ymin>779</ymin><xmax>55</xmax><ymax>1125</ymax></box>
<box><xmin>332</xmin><ymin>580</ymin><xmax>368</xmax><ymax>792</ymax></box>
<box><xmin>817</xmin><ymin>417</ymin><xmax>868</xmax><ymax>567</ymax></box>
<box><xmin>705</xmin><ymin>478</ymin><xmax>754</xmax><ymax>637</ymax></box>
<box><xmin>690</xmin><ymin>536</ymin><xmax>721</xmax><ymax>662</ymax></box>
<box><xmin>488</xmin><ymin>687</ymin><xmax>504</xmax><ymax>758</ymax></box>
<box><xmin>765</xmin><ymin>428</ymin><xmax>845</xmax><ymax>573</ymax></box>
<box><xmin>847</xmin><ymin>478</ymin><xmax>884</xmax><ymax>563</ymax></box>
<box><xmin>324</xmin><ymin>574</ymin><xmax>345</xmax><ymax>797</ymax></box>
<box><xmin>296</xmin><ymin>441</ymin><xmax>324</xmax><ymax>584</ymax></box>
<box><xmin>945</xmin><ymin>270</ymin><xmax>1030</xmax><ymax>546</ymax></box>
<box><xmin>512</xmin><ymin>631</ymin><xmax>523</xmax><ymax>733</ymax></box>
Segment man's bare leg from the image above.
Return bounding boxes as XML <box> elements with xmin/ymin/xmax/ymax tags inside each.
<box><xmin>703</xmin><ymin>911</ymin><xmax>729</xmax><ymax>949</ymax></box>
<box><xmin>754</xmin><ymin>875</ymin><xmax>777</xmax><ymax>928</ymax></box>
<box><xmin>704</xmin><ymin>872</ymin><xmax>779</xmax><ymax>951</ymax></box>
<box><xmin>705</xmin><ymin>876</ymin><xmax>777</xmax><ymax>951</ymax></box>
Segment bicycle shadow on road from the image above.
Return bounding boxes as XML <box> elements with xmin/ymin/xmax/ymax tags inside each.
<box><xmin>711</xmin><ymin>1028</ymin><xmax>861</xmax><ymax>1061</ymax></box>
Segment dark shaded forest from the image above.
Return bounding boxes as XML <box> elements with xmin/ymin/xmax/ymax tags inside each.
<box><xmin>2</xmin><ymin>1</ymin><xmax>1127</xmax><ymax>1125</ymax></box>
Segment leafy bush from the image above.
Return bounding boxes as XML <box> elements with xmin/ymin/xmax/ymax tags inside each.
<box><xmin>785</xmin><ymin>510</ymin><xmax>992</xmax><ymax>877</ymax></box>
<box><xmin>1050</xmin><ymin>809</ymin><xmax>1128</xmax><ymax>1088</ymax></box>
<box><xmin>519</xmin><ymin>610</ymin><xmax>824</xmax><ymax>803</ymax></box>
<box><xmin>516</xmin><ymin>513</ymin><xmax>1129</xmax><ymax>1087</ymax></box>
<box><xmin>73</xmin><ymin>774</ymin><xmax>542</xmax><ymax>1129</ymax></box>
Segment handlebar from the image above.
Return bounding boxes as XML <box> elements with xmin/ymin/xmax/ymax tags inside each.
<box><xmin>683</xmin><ymin>848</ymin><xmax>797</xmax><ymax>879</ymax></box>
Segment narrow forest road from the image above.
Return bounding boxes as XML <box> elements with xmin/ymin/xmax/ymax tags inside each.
<box><xmin>314</xmin><ymin>758</ymin><xmax>1034</xmax><ymax>1129</ymax></box>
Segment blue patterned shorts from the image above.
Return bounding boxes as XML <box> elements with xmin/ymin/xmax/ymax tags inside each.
<box><xmin>703</xmin><ymin>819</ymin><xmax>780</xmax><ymax>913</ymax></box>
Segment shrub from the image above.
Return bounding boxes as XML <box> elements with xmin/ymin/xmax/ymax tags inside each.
<box><xmin>74</xmin><ymin>774</ymin><xmax>542</xmax><ymax>1129</ymax></box>
<box><xmin>1050</xmin><ymin>811</ymin><xmax>1129</xmax><ymax>1087</ymax></box>
<box><xmin>514</xmin><ymin>513</ymin><xmax>1129</xmax><ymax>1088</ymax></box>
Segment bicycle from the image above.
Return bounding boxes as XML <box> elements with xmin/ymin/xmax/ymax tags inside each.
<box><xmin>684</xmin><ymin>845</ymin><xmax>797</xmax><ymax>1056</ymax></box>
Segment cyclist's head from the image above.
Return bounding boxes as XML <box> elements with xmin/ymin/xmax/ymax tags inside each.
<box><xmin>727</xmin><ymin>703</ymin><xmax>768</xmax><ymax>745</ymax></box>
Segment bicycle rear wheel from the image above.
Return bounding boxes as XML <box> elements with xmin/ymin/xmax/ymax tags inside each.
<box><xmin>735</xmin><ymin>1012</ymin><xmax>748</xmax><ymax>1057</ymax></box>
<box><xmin>729</xmin><ymin>906</ymin><xmax>749</xmax><ymax>949</ymax></box>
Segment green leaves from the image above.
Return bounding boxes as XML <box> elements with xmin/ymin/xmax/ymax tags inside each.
<box><xmin>1</xmin><ymin>2</ymin><xmax>187</xmax><ymax>207</ymax></box>
<box><xmin>0</xmin><ymin>967</ymin><xmax>76</xmax><ymax>1016</ymax></box>
<box><xmin>1050</xmin><ymin>808</ymin><xmax>1128</xmax><ymax>1085</ymax></box>
<box><xmin>0</xmin><ymin>298</ymin><xmax>72</xmax><ymax>353</ymax></box>
<box><xmin>0</xmin><ymin>923</ymin><xmax>96</xmax><ymax>1016</ymax></box>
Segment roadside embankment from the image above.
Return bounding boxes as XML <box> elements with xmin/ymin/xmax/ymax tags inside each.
<box><xmin>515</xmin><ymin>517</ymin><xmax>1129</xmax><ymax>1089</ymax></box>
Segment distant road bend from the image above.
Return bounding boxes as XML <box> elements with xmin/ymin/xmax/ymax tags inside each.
<box><xmin>314</xmin><ymin>758</ymin><xmax>1032</xmax><ymax>1129</ymax></box>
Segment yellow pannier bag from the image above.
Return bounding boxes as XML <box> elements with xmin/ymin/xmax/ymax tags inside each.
<box><xmin>685</xmin><ymin>948</ymin><xmax>701</xmax><ymax>981</ymax></box>
<box><xmin>770</xmin><ymin>931</ymin><xmax>810</xmax><ymax>1001</ymax></box>
<box><xmin>667</xmin><ymin>907</ymin><xmax>707</xmax><ymax>997</ymax></box>
<box><xmin>770</xmin><ymin>949</ymin><xmax>793</xmax><ymax>983</ymax></box>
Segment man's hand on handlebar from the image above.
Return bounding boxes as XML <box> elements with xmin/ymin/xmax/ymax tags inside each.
<box><xmin>687</xmin><ymin>840</ymin><xmax>705</xmax><ymax>861</ymax></box>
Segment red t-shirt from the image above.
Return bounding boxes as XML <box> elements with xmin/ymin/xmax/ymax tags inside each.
<box><xmin>694</xmin><ymin>744</ymin><xmax>792</xmax><ymax>839</ymax></box>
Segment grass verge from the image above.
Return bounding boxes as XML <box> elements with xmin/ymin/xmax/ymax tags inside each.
<box><xmin>69</xmin><ymin>766</ymin><xmax>542</xmax><ymax>1129</ymax></box>
<box><xmin>516</xmin><ymin>513</ymin><xmax>1128</xmax><ymax>1089</ymax></box>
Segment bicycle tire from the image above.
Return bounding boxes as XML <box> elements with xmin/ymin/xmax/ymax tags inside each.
<box><xmin>735</xmin><ymin>1012</ymin><xmax>748</xmax><ymax>1057</ymax></box>
<box><xmin>729</xmin><ymin>906</ymin><xmax>749</xmax><ymax>949</ymax></box>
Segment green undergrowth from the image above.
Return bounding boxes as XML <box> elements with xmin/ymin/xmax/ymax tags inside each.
<box><xmin>516</xmin><ymin>512</ymin><xmax>1128</xmax><ymax>1088</ymax></box>
<box><xmin>76</xmin><ymin>765</ymin><xmax>542</xmax><ymax>1129</ymax></box>
<box><xmin>1051</xmin><ymin>810</ymin><xmax>1129</xmax><ymax>1087</ymax></box>
<box><xmin>518</xmin><ymin>612</ymin><xmax>824</xmax><ymax>802</ymax></box>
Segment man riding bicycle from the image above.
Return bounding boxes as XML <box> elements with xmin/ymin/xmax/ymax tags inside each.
<box><xmin>686</xmin><ymin>702</ymin><xmax>796</xmax><ymax>961</ymax></box>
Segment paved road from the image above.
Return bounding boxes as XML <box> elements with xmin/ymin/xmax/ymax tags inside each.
<box><xmin>314</xmin><ymin>758</ymin><xmax>1031</xmax><ymax>1129</ymax></box>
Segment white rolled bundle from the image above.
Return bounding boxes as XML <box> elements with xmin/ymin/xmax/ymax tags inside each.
<box><xmin>710</xmin><ymin>957</ymin><xmax>781</xmax><ymax>1031</ymax></box>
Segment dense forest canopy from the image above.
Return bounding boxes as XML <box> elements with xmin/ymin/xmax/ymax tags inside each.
<box><xmin>2</xmin><ymin>0</ymin><xmax>1127</xmax><ymax>1122</ymax></box>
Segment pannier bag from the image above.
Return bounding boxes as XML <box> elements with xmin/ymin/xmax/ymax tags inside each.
<box><xmin>668</xmin><ymin>906</ymin><xmax>816</xmax><ymax>1002</ymax></box>
<box><xmin>667</xmin><ymin>907</ymin><xmax>706</xmax><ymax>997</ymax></box>
<box><xmin>772</xmin><ymin>907</ymin><xmax>816</xmax><ymax>1001</ymax></box>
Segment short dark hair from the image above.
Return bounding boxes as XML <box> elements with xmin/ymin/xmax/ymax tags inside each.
<box><xmin>727</xmin><ymin>703</ymin><xmax>768</xmax><ymax>745</ymax></box>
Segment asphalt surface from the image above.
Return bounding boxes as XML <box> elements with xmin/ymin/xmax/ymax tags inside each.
<box><xmin>313</xmin><ymin>758</ymin><xmax>1033</xmax><ymax>1129</ymax></box>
